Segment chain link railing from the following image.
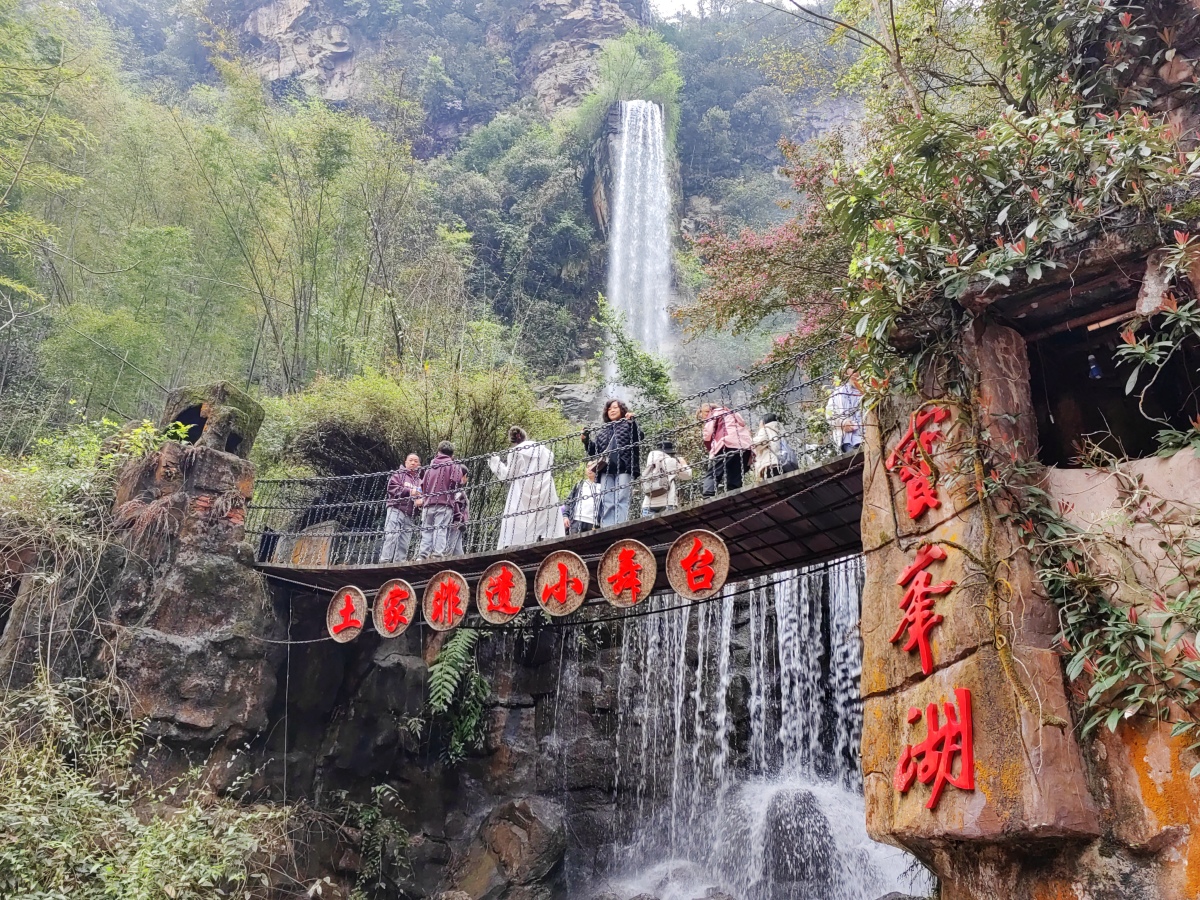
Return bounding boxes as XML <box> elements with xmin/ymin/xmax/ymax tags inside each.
<box><xmin>246</xmin><ymin>350</ymin><xmax>852</xmax><ymax>569</ymax></box>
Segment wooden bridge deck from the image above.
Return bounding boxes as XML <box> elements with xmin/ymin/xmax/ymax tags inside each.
<box><xmin>254</xmin><ymin>452</ymin><xmax>864</xmax><ymax>597</ymax></box>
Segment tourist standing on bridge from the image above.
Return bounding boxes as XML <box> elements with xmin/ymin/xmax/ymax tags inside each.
<box><xmin>418</xmin><ymin>441</ymin><xmax>464</xmax><ymax>559</ymax></box>
<box><xmin>698</xmin><ymin>402</ymin><xmax>753</xmax><ymax>495</ymax></box>
<box><xmin>561</xmin><ymin>462</ymin><xmax>601</xmax><ymax>534</ymax></box>
<box><xmin>641</xmin><ymin>438</ymin><xmax>691</xmax><ymax>516</ymax></box>
<box><xmin>446</xmin><ymin>473</ymin><xmax>469</xmax><ymax>557</ymax></box>
<box><xmin>825</xmin><ymin>374</ymin><xmax>863</xmax><ymax>454</ymax></box>
<box><xmin>752</xmin><ymin>413</ymin><xmax>798</xmax><ymax>480</ymax></box>
<box><xmin>381</xmin><ymin>453</ymin><xmax>422</xmax><ymax>562</ymax></box>
<box><xmin>582</xmin><ymin>399</ymin><xmax>643</xmax><ymax>526</ymax></box>
<box><xmin>489</xmin><ymin>426</ymin><xmax>565</xmax><ymax>549</ymax></box>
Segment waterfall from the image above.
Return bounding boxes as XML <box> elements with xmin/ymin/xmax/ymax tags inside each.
<box><xmin>598</xmin><ymin>557</ymin><xmax>931</xmax><ymax>900</ymax></box>
<box><xmin>607</xmin><ymin>99</ymin><xmax>674</xmax><ymax>363</ymax></box>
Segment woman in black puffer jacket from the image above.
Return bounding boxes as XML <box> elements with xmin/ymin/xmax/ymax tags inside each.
<box><xmin>581</xmin><ymin>398</ymin><xmax>644</xmax><ymax>526</ymax></box>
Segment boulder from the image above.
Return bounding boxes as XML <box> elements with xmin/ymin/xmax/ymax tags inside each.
<box><xmin>763</xmin><ymin>788</ymin><xmax>836</xmax><ymax>893</ymax></box>
<box><xmin>535</xmin><ymin>381</ymin><xmax>602</xmax><ymax>423</ymax></box>
<box><xmin>449</xmin><ymin>797</ymin><xmax>567</xmax><ymax>899</ymax></box>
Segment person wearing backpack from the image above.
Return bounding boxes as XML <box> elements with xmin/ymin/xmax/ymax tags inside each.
<box><xmin>698</xmin><ymin>402</ymin><xmax>754</xmax><ymax>496</ymax></box>
<box><xmin>753</xmin><ymin>413</ymin><xmax>799</xmax><ymax>480</ymax></box>
<box><xmin>641</xmin><ymin>438</ymin><xmax>692</xmax><ymax>516</ymax></box>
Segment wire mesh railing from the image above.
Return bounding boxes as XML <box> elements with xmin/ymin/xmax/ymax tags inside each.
<box><xmin>246</xmin><ymin>354</ymin><xmax>856</xmax><ymax>569</ymax></box>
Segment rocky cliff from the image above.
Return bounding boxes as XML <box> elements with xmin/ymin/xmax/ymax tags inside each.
<box><xmin>232</xmin><ymin>0</ymin><xmax>650</xmax><ymax>112</ymax></box>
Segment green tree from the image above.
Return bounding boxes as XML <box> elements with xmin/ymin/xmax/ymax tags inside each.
<box><xmin>573</xmin><ymin>29</ymin><xmax>684</xmax><ymax>144</ymax></box>
<box><xmin>0</xmin><ymin>0</ymin><xmax>90</xmax><ymax>389</ymax></box>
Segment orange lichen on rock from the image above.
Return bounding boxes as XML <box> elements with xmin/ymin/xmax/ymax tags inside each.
<box><xmin>1098</xmin><ymin>719</ymin><xmax>1200</xmax><ymax>897</ymax></box>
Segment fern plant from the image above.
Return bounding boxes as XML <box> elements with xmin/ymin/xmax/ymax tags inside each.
<box><xmin>427</xmin><ymin>629</ymin><xmax>479</xmax><ymax>715</ymax></box>
<box><xmin>426</xmin><ymin>629</ymin><xmax>490</xmax><ymax>762</ymax></box>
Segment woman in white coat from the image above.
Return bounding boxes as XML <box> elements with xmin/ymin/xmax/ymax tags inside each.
<box><xmin>488</xmin><ymin>426</ymin><xmax>566</xmax><ymax>550</ymax></box>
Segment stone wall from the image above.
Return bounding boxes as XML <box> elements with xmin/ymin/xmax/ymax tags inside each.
<box><xmin>251</xmin><ymin>595</ymin><xmax>624</xmax><ymax>897</ymax></box>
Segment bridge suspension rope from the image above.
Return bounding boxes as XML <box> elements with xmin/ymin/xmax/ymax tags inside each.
<box><xmin>246</xmin><ymin>341</ymin><xmax>852</xmax><ymax>572</ymax></box>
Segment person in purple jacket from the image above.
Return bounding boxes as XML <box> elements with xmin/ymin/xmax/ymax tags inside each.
<box><xmin>380</xmin><ymin>453</ymin><xmax>422</xmax><ymax>562</ymax></box>
<box><xmin>418</xmin><ymin>441</ymin><xmax>465</xmax><ymax>559</ymax></box>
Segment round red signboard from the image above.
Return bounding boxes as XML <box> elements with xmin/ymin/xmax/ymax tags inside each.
<box><xmin>476</xmin><ymin>561</ymin><xmax>527</xmax><ymax>624</ymax></box>
<box><xmin>666</xmin><ymin>529</ymin><xmax>729</xmax><ymax>601</ymax></box>
<box><xmin>534</xmin><ymin>550</ymin><xmax>589</xmax><ymax>616</ymax></box>
<box><xmin>422</xmin><ymin>570</ymin><xmax>469</xmax><ymax>631</ymax></box>
<box><xmin>373</xmin><ymin>578</ymin><xmax>416</xmax><ymax>638</ymax></box>
<box><xmin>598</xmin><ymin>539</ymin><xmax>656</xmax><ymax>608</ymax></box>
<box><xmin>327</xmin><ymin>585</ymin><xmax>367</xmax><ymax>642</ymax></box>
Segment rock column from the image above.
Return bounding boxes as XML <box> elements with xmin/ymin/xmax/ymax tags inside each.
<box><xmin>860</xmin><ymin>323</ymin><xmax>1099</xmax><ymax>896</ymax></box>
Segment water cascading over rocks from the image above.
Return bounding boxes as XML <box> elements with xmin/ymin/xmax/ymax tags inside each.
<box><xmin>607</xmin><ymin>99</ymin><xmax>674</xmax><ymax>362</ymax></box>
<box><xmin>595</xmin><ymin>557</ymin><xmax>928</xmax><ymax>900</ymax></box>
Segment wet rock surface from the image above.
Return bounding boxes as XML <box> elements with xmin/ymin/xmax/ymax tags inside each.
<box><xmin>763</xmin><ymin>789</ymin><xmax>835</xmax><ymax>893</ymax></box>
<box><xmin>447</xmin><ymin>797</ymin><xmax>567</xmax><ymax>899</ymax></box>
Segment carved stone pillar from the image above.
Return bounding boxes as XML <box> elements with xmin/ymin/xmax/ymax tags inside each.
<box><xmin>860</xmin><ymin>323</ymin><xmax>1099</xmax><ymax>894</ymax></box>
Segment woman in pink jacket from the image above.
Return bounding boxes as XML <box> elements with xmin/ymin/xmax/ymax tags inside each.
<box><xmin>698</xmin><ymin>402</ymin><xmax>754</xmax><ymax>496</ymax></box>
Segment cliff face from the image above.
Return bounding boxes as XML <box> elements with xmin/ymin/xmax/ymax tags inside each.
<box><xmin>507</xmin><ymin>0</ymin><xmax>649</xmax><ymax>113</ymax></box>
<box><xmin>260</xmin><ymin>602</ymin><xmax>623</xmax><ymax>897</ymax></box>
<box><xmin>240</xmin><ymin>0</ymin><xmax>361</xmax><ymax>101</ymax></box>
<box><xmin>232</xmin><ymin>0</ymin><xmax>649</xmax><ymax>111</ymax></box>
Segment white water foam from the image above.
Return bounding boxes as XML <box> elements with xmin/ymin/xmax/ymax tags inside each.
<box><xmin>600</xmin><ymin>557</ymin><xmax>932</xmax><ymax>900</ymax></box>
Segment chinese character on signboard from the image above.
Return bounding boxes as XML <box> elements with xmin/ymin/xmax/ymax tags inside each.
<box><xmin>894</xmin><ymin>687</ymin><xmax>975</xmax><ymax>809</ymax></box>
<box><xmin>535</xmin><ymin>550</ymin><xmax>589</xmax><ymax>616</ymax></box>
<box><xmin>889</xmin><ymin>544</ymin><xmax>956</xmax><ymax>676</ymax></box>
<box><xmin>327</xmin><ymin>585</ymin><xmax>367</xmax><ymax>642</ymax></box>
<box><xmin>666</xmin><ymin>530</ymin><xmax>729</xmax><ymax>601</ymax></box>
<box><xmin>373</xmin><ymin>578</ymin><xmax>415</xmax><ymax>638</ymax></box>
<box><xmin>423</xmin><ymin>571</ymin><xmax>468</xmax><ymax>631</ymax></box>
<box><xmin>477</xmin><ymin>561</ymin><xmax>526</xmax><ymax>624</ymax></box>
<box><xmin>885</xmin><ymin>405</ymin><xmax>951</xmax><ymax>520</ymax></box>
<box><xmin>598</xmin><ymin>539</ymin><xmax>656</xmax><ymax>608</ymax></box>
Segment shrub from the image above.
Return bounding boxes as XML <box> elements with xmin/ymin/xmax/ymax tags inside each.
<box><xmin>254</xmin><ymin>363</ymin><xmax>574</xmax><ymax>476</ymax></box>
<box><xmin>0</xmin><ymin>679</ymin><xmax>291</xmax><ymax>900</ymax></box>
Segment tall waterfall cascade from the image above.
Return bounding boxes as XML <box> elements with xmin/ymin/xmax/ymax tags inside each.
<box><xmin>607</xmin><ymin>99</ymin><xmax>674</xmax><ymax>364</ymax></box>
<box><xmin>597</xmin><ymin>557</ymin><xmax>930</xmax><ymax>900</ymax></box>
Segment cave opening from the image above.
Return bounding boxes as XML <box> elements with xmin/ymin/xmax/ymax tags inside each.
<box><xmin>176</xmin><ymin>404</ymin><xmax>207</xmax><ymax>445</ymax></box>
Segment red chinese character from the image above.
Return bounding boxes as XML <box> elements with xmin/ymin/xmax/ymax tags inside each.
<box><xmin>431</xmin><ymin>579</ymin><xmax>464</xmax><ymax>625</ymax></box>
<box><xmin>893</xmin><ymin>687</ymin><xmax>975</xmax><ymax>809</ymax></box>
<box><xmin>889</xmin><ymin>544</ymin><xmax>955</xmax><ymax>675</ymax></box>
<box><xmin>332</xmin><ymin>592</ymin><xmax>362</xmax><ymax>635</ymax></box>
<box><xmin>607</xmin><ymin>547</ymin><xmax>643</xmax><ymax>605</ymax></box>
<box><xmin>542</xmin><ymin>562</ymin><xmax>583</xmax><ymax>606</ymax></box>
<box><xmin>382</xmin><ymin>584</ymin><xmax>410</xmax><ymax>632</ymax></box>
<box><xmin>681</xmin><ymin>536</ymin><xmax>715</xmax><ymax>592</ymax></box>
<box><xmin>885</xmin><ymin>406</ymin><xmax>951</xmax><ymax>520</ymax></box>
<box><xmin>486</xmin><ymin>566</ymin><xmax>522</xmax><ymax>616</ymax></box>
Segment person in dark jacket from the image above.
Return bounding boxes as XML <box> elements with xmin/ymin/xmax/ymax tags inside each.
<box><xmin>582</xmin><ymin>398</ymin><xmax>643</xmax><ymax>526</ymax></box>
<box><xmin>381</xmin><ymin>453</ymin><xmax>422</xmax><ymax>562</ymax></box>
<box><xmin>418</xmin><ymin>441</ymin><xmax>464</xmax><ymax>559</ymax></box>
<box><xmin>446</xmin><ymin>473</ymin><xmax>469</xmax><ymax>557</ymax></box>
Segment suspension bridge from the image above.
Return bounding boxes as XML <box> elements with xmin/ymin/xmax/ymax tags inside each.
<box><xmin>246</xmin><ymin>353</ymin><xmax>866</xmax><ymax>599</ymax></box>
